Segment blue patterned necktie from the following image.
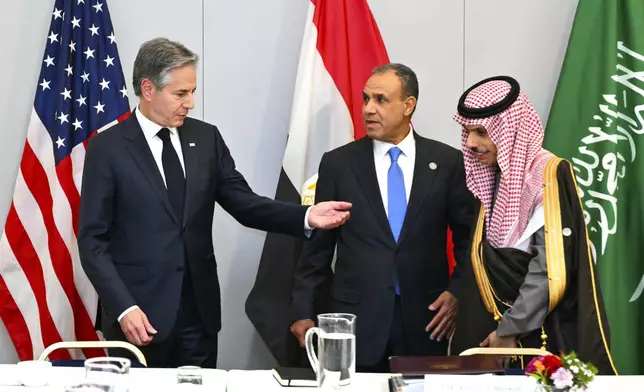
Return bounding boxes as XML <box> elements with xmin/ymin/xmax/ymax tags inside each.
<box><xmin>387</xmin><ymin>147</ymin><xmax>407</xmax><ymax>294</ymax></box>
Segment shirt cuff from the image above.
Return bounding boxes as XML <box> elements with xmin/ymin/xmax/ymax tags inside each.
<box><xmin>117</xmin><ymin>305</ymin><xmax>139</xmax><ymax>322</ymax></box>
<box><xmin>304</xmin><ymin>206</ymin><xmax>313</xmax><ymax>233</ymax></box>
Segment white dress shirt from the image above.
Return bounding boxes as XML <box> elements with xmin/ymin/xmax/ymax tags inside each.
<box><xmin>372</xmin><ymin>127</ymin><xmax>416</xmax><ymax>216</ymax></box>
<box><xmin>118</xmin><ymin>108</ymin><xmax>312</xmax><ymax>322</ymax></box>
<box><xmin>136</xmin><ymin>107</ymin><xmax>186</xmax><ymax>183</ymax></box>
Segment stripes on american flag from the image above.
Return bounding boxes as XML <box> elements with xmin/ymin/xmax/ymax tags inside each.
<box><xmin>0</xmin><ymin>0</ymin><xmax>130</xmax><ymax>361</ymax></box>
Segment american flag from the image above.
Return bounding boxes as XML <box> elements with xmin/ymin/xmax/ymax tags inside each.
<box><xmin>0</xmin><ymin>0</ymin><xmax>130</xmax><ymax>361</ymax></box>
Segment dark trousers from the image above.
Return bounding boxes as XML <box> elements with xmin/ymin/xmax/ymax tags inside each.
<box><xmin>357</xmin><ymin>295</ymin><xmax>407</xmax><ymax>373</ymax></box>
<box><xmin>105</xmin><ymin>271</ymin><xmax>217</xmax><ymax>368</ymax></box>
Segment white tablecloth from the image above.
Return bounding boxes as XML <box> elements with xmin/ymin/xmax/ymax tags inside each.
<box><xmin>1</xmin><ymin>365</ymin><xmax>642</xmax><ymax>391</ymax></box>
<box><xmin>225</xmin><ymin>370</ymin><xmax>644</xmax><ymax>392</ymax></box>
<box><xmin>226</xmin><ymin>369</ymin><xmax>392</xmax><ymax>392</ymax></box>
<box><xmin>587</xmin><ymin>375</ymin><xmax>642</xmax><ymax>391</ymax></box>
<box><xmin>0</xmin><ymin>365</ymin><xmax>228</xmax><ymax>392</ymax></box>
<box><xmin>423</xmin><ymin>374</ymin><xmax>642</xmax><ymax>391</ymax></box>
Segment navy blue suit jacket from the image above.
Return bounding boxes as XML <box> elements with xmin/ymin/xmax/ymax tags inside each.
<box><xmin>78</xmin><ymin>112</ymin><xmax>307</xmax><ymax>341</ymax></box>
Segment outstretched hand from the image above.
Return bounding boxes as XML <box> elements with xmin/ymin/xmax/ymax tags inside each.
<box><xmin>307</xmin><ymin>201</ymin><xmax>352</xmax><ymax>229</ymax></box>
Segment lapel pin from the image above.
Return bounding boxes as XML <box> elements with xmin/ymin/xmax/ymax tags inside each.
<box><xmin>189</xmin><ymin>142</ymin><xmax>196</xmax><ymax>147</ymax></box>
<box><xmin>429</xmin><ymin>162</ymin><xmax>437</xmax><ymax>170</ymax></box>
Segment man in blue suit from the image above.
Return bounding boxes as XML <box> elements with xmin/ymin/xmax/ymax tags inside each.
<box><xmin>77</xmin><ymin>37</ymin><xmax>350</xmax><ymax>368</ymax></box>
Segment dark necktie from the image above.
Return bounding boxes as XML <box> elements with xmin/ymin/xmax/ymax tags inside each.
<box><xmin>157</xmin><ymin>128</ymin><xmax>185</xmax><ymax>224</ymax></box>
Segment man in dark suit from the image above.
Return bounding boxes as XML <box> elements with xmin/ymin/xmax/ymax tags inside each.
<box><xmin>77</xmin><ymin>37</ymin><xmax>351</xmax><ymax>368</ymax></box>
<box><xmin>290</xmin><ymin>63</ymin><xmax>475</xmax><ymax>372</ymax></box>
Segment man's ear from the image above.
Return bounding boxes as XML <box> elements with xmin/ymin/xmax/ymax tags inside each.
<box><xmin>404</xmin><ymin>96</ymin><xmax>417</xmax><ymax>117</ymax></box>
<box><xmin>140</xmin><ymin>79</ymin><xmax>156</xmax><ymax>102</ymax></box>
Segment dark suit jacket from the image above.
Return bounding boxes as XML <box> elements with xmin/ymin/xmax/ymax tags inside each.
<box><xmin>78</xmin><ymin>112</ymin><xmax>308</xmax><ymax>341</ymax></box>
<box><xmin>292</xmin><ymin>133</ymin><xmax>475</xmax><ymax>367</ymax></box>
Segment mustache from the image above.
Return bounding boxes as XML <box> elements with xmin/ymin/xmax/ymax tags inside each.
<box><xmin>471</xmin><ymin>147</ymin><xmax>489</xmax><ymax>154</ymax></box>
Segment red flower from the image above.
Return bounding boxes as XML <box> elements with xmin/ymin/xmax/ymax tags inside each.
<box><xmin>541</xmin><ymin>355</ymin><xmax>563</xmax><ymax>376</ymax></box>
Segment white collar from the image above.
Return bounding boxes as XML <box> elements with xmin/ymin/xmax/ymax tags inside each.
<box><xmin>373</xmin><ymin>125</ymin><xmax>415</xmax><ymax>160</ymax></box>
<box><xmin>135</xmin><ymin>105</ymin><xmax>179</xmax><ymax>141</ymax></box>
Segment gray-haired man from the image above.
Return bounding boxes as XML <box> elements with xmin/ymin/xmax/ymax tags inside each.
<box><xmin>78</xmin><ymin>38</ymin><xmax>351</xmax><ymax>367</ymax></box>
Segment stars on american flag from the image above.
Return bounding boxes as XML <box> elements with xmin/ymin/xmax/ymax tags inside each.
<box><xmin>88</xmin><ymin>24</ymin><xmax>99</xmax><ymax>36</ymax></box>
<box><xmin>36</xmin><ymin>0</ymin><xmax>129</xmax><ymax>156</ymax></box>
<box><xmin>61</xmin><ymin>88</ymin><xmax>72</xmax><ymax>100</ymax></box>
<box><xmin>44</xmin><ymin>55</ymin><xmax>55</xmax><ymax>67</ymax></box>
<box><xmin>48</xmin><ymin>32</ymin><xmax>59</xmax><ymax>44</ymax></box>
<box><xmin>52</xmin><ymin>7</ymin><xmax>63</xmax><ymax>20</ymax></box>
<box><xmin>99</xmin><ymin>78</ymin><xmax>110</xmax><ymax>90</ymax></box>
<box><xmin>40</xmin><ymin>79</ymin><xmax>51</xmax><ymax>91</ymax></box>
<box><xmin>84</xmin><ymin>47</ymin><xmax>95</xmax><ymax>59</ymax></box>
<box><xmin>94</xmin><ymin>101</ymin><xmax>105</xmax><ymax>114</ymax></box>
<box><xmin>57</xmin><ymin>112</ymin><xmax>69</xmax><ymax>125</ymax></box>
<box><xmin>72</xmin><ymin>118</ymin><xmax>83</xmax><ymax>131</ymax></box>
<box><xmin>76</xmin><ymin>94</ymin><xmax>87</xmax><ymax>106</ymax></box>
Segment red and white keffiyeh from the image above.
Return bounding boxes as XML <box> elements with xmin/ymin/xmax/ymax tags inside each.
<box><xmin>453</xmin><ymin>79</ymin><xmax>553</xmax><ymax>248</ymax></box>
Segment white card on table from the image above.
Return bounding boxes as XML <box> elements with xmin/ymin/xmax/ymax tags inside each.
<box><xmin>424</xmin><ymin>374</ymin><xmax>536</xmax><ymax>392</ymax></box>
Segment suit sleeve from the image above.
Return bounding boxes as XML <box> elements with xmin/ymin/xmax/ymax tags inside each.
<box><xmin>291</xmin><ymin>152</ymin><xmax>337</xmax><ymax>321</ymax></box>
<box><xmin>213</xmin><ymin>126</ymin><xmax>308</xmax><ymax>237</ymax></box>
<box><xmin>497</xmin><ymin>227</ymin><xmax>549</xmax><ymax>337</ymax></box>
<box><xmin>77</xmin><ymin>137</ymin><xmax>136</xmax><ymax>321</ymax></box>
<box><xmin>446</xmin><ymin>151</ymin><xmax>476</xmax><ymax>299</ymax></box>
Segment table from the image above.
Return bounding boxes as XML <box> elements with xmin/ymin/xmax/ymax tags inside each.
<box><xmin>1</xmin><ymin>365</ymin><xmax>642</xmax><ymax>391</ymax></box>
<box><xmin>587</xmin><ymin>375</ymin><xmax>642</xmax><ymax>391</ymax></box>
<box><xmin>226</xmin><ymin>369</ymin><xmax>392</xmax><ymax>391</ymax></box>
<box><xmin>0</xmin><ymin>364</ymin><xmax>228</xmax><ymax>391</ymax></box>
<box><xmin>423</xmin><ymin>374</ymin><xmax>642</xmax><ymax>391</ymax></box>
<box><xmin>225</xmin><ymin>370</ymin><xmax>644</xmax><ymax>392</ymax></box>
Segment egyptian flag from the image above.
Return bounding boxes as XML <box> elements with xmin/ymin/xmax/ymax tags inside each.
<box><xmin>244</xmin><ymin>0</ymin><xmax>389</xmax><ymax>366</ymax></box>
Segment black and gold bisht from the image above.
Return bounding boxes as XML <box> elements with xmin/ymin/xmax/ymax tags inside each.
<box><xmin>451</xmin><ymin>77</ymin><xmax>617</xmax><ymax>375</ymax></box>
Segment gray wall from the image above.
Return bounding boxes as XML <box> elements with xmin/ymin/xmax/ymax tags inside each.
<box><xmin>0</xmin><ymin>0</ymin><xmax>577</xmax><ymax>367</ymax></box>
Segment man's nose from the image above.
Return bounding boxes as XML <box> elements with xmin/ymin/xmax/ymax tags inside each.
<box><xmin>184</xmin><ymin>92</ymin><xmax>195</xmax><ymax>109</ymax></box>
<box><xmin>363</xmin><ymin>100</ymin><xmax>376</xmax><ymax>114</ymax></box>
<box><xmin>465</xmin><ymin>132</ymin><xmax>477</xmax><ymax>148</ymax></box>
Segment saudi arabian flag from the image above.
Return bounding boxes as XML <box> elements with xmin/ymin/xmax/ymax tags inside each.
<box><xmin>544</xmin><ymin>0</ymin><xmax>644</xmax><ymax>375</ymax></box>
